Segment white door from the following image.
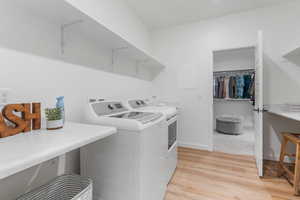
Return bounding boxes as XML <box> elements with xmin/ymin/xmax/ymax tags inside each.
<box><xmin>254</xmin><ymin>30</ymin><xmax>264</xmax><ymax>177</ymax></box>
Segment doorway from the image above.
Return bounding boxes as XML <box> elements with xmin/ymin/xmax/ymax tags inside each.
<box><xmin>212</xmin><ymin>46</ymin><xmax>256</xmax><ymax>156</ymax></box>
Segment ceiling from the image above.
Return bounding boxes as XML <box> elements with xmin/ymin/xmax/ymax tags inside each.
<box><xmin>123</xmin><ymin>0</ymin><xmax>291</xmax><ymax>30</ymax></box>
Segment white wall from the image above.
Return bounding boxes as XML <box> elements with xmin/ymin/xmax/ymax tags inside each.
<box><xmin>0</xmin><ymin>1</ymin><xmax>154</xmax><ymax>200</ymax></box>
<box><xmin>151</xmin><ymin>1</ymin><xmax>300</xmax><ymax>154</ymax></box>
<box><xmin>0</xmin><ymin>48</ymin><xmax>154</xmax><ymax>121</ymax></box>
<box><xmin>214</xmin><ymin>47</ymin><xmax>255</xmax><ymax>71</ymax></box>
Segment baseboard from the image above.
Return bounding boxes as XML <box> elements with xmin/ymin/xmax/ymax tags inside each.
<box><xmin>178</xmin><ymin>142</ymin><xmax>211</xmax><ymax>151</ymax></box>
<box><xmin>264</xmin><ymin>154</ymin><xmax>292</xmax><ymax>163</ymax></box>
<box><xmin>264</xmin><ymin>154</ymin><xmax>278</xmax><ymax>161</ymax></box>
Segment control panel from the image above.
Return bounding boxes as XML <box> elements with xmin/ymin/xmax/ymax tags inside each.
<box><xmin>91</xmin><ymin>101</ymin><xmax>128</xmax><ymax>116</ymax></box>
<box><xmin>128</xmin><ymin>99</ymin><xmax>148</xmax><ymax>109</ymax></box>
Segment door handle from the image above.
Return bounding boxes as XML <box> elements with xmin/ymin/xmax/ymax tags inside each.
<box><xmin>253</xmin><ymin>108</ymin><xmax>260</xmax><ymax>112</ymax></box>
<box><xmin>253</xmin><ymin>108</ymin><xmax>268</xmax><ymax>112</ymax></box>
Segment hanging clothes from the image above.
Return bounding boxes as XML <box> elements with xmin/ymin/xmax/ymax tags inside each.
<box><xmin>224</xmin><ymin>77</ymin><xmax>230</xmax><ymax>99</ymax></box>
<box><xmin>243</xmin><ymin>74</ymin><xmax>252</xmax><ymax>98</ymax></box>
<box><xmin>213</xmin><ymin>78</ymin><xmax>216</xmax><ymax>98</ymax></box>
<box><xmin>214</xmin><ymin>76</ymin><xmax>226</xmax><ymax>98</ymax></box>
<box><xmin>248</xmin><ymin>74</ymin><xmax>255</xmax><ymax>101</ymax></box>
<box><xmin>221</xmin><ymin>77</ymin><xmax>226</xmax><ymax>98</ymax></box>
<box><xmin>214</xmin><ymin>71</ymin><xmax>255</xmax><ymax>100</ymax></box>
<box><xmin>218</xmin><ymin>77</ymin><xmax>223</xmax><ymax>98</ymax></box>
<box><xmin>236</xmin><ymin>75</ymin><xmax>245</xmax><ymax>98</ymax></box>
<box><xmin>229</xmin><ymin>76</ymin><xmax>236</xmax><ymax>98</ymax></box>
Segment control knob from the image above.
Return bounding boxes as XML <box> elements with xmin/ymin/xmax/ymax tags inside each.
<box><xmin>108</xmin><ymin>104</ymin><xmax>114</xmax><ymax>110</ymax></box>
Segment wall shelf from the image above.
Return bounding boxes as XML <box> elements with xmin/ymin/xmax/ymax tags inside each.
<box><xmin>11</xmin><ymin>0</ymin><xmax>165</xmax><ymax>73</ymax></box>
<box><xmin>283</xmin><ymin>46</ymin><xmax>300</xmax><ymax>66</ymax></box>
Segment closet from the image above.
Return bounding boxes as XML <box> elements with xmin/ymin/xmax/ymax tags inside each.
<box><xmin>213</xmin><ymin>47</ymin><xmax>256</xmax><ymax>156</ymax></box>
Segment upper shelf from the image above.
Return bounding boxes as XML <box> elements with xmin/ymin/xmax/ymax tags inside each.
<box><xmin>283</xmin><ymin>46</ymin><xmax>300</xmax><ymax>66</ymax></box>
<box><xmin>11</xmin><ymin>0</ymin><xmax>165</xmax><ymax>71</ymax></box>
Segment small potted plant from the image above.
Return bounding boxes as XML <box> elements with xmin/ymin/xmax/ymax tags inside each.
<box><xmin>45</xmin><ymin>108</ymin><xmax>63</xmax><ymax>130</ymax></box>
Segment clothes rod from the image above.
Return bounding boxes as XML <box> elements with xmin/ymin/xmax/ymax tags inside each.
<box><xmin>213</xmin><ymin>68</ymin><xmax>255</xmax><ymax>74</ymax></box>
<box><xmin>213</xmin><ymin>69</ymin><xmax>255</xmax><ymax>77</ymax></box>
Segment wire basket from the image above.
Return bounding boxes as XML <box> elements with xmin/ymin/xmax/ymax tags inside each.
<box><xmin>17</xmin><ymin>174</ymin><xmax>92</xmax><ymax>200</ymax></box>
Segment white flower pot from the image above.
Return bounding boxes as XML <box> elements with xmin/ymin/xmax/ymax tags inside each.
<box><xmin>46</xmin><ymin>119</ymin><xmax>63</xmax><ymax>130</ymax></box>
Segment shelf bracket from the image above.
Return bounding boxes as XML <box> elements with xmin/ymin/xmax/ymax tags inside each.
<box><xmin>60</xmin><ymin>20</ymin><xmax>84</xmax><ymax>55</ymax></box>
<box><xmin>111</xmin><ymin>47</ymin><xmax>129</xmax><ymax>72</ymax></box>
<box><xmin>135</xmin><ymin>59</ymin><xmax>149</xmax><ymax>77</ymax></box>
<box><xmin>135</xmin><ymin>61</ymin><xmax>140</xmax><ymax>77</ymax></box>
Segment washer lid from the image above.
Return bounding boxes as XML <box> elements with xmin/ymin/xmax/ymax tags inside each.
<box><xmin>134</xmin><ymin>106</ymin><xmax>177</xmax><ymax>118</ymax></box>
<box><xmin>111</xmin><ymin>112</ymin><xmax>163</xmax><ymax>124</ymax></box>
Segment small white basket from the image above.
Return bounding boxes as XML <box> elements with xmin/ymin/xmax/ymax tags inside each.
<box><xmin>17</xmin><ymin>174</ymin><xmax>92</xmax><ymax>200</ymax></box>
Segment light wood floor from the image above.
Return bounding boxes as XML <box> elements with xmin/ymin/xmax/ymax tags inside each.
<box><xmin>164</xmin><ymin>147</ymin><xmax>300</xmax><ymax>200</ymax></box>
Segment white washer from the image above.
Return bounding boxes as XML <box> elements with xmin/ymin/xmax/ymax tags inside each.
<box><xmin>126</xmin><ymin>99</ymin><xmax>178</xmax><ymax>183</ymax></box>
<box><xmin>81</xmin><ymin>100</ymin><xmax>168</xmax><ymax>200</ymax></box>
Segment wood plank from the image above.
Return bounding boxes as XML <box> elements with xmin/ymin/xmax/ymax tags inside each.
<box><xmin>165</xmin><ymin>147</ymin><xmax>300</xmax><ymax>200</ymax></box>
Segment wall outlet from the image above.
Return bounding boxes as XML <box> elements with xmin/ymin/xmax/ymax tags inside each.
<box><xmin>0</xmin><ymin>88</ymin><xmax>11</xmax><ymax>105</ymax></box>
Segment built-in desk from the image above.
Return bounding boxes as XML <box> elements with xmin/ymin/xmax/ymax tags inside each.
<box><xmin>268</xmin><ymin>106</ymin><xmax>300</xmax><ymax>122</ymax></box>
<box><xmin>0</xmin><ymin>122</ymin><xmax>117</xmax><ymax>179</ymax></box>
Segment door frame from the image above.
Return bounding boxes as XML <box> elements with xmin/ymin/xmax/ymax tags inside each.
<box><xmin>210</xmin><ymin>43</ymin><xmax>256</xmax><ymax>151</ymax></box>
<box><xmin>254</xmin><ymin>30</ymin><xmax>264</xmax><ymax>177</ymax></box>
<box><xmin>210</xmin><ymin>31</ymin><xmax>264</xmax><ymax>177</ymax></box>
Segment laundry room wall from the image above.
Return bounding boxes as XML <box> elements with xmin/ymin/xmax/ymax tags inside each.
<box><xmin>0</xmin><ymin>1</ymin><xmax>155</xmax><ymax>200</ymax></box>
<box><xmin>151</xmin><ymin>1</ymin><xmax>300</xmax><ymax>157</ymax></box>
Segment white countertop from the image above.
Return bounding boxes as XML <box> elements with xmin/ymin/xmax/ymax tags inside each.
<box><xmin>268</xmin><ymin>106</ymin><xmax>300</xmax><ymax>122</ymax></box>
<box><xmin>0</xmin><ymin>122</ymin><xmax>117</xmax><ymax>179</ymax></box>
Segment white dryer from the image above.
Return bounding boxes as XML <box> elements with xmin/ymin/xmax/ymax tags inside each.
<box><xmin>81</xmin><ymin>100</ymin><xmax>168</xmax><ymax>200</ymax></box>
<box><xmin>126</xmin><ymin>99</ymin><xmax>178</xmax><ymax>183</ymax></box>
